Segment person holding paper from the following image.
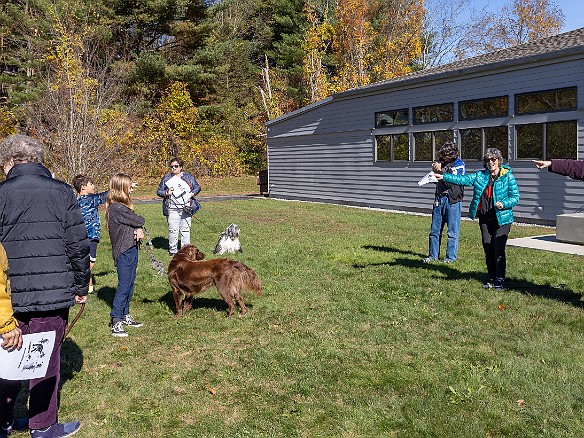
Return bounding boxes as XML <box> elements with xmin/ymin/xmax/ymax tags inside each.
<box><xmin>0</xmin><ymin>243</ymin><xmax>21</xmax><ymax>353</ymax></box>
<box><xmin>156</xmin><ymin>157</ymin><xmax>201</xmax><ymax>255</ymax></box>
<box><xmin>436</xmin><ymin>148</ymin><xmax>520</xmax><ymax>290</ymax></box>
<box><xmin>423</xmin><ymin>142</ymin><xmax>466</xmax><ymax>264</ymax></box>
<box><xmin>0</xmin><ymin>134</ymin><xmax>89</xmax><ymax>438</ymax></box>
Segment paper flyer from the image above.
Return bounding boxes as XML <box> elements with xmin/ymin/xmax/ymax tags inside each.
<box><xmin>165</xmin><ymin>175</ymin><xmax>190</xmax><ymax>199</ymax></box>
<box><xmin>418</xmin><ymin>171</ymin><xmax>438</xmax><ymax>186</ymax></box>
<box><xmin>0</xmin><ymin>331</ymin><xmax>56</xmax><ymax>380</ymax></box>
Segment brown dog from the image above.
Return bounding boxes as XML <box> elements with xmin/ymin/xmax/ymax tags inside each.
<box><xmin>167</xmin><ymin>245</ymin><xmax>262</xmax><ymax>317</ymax></box>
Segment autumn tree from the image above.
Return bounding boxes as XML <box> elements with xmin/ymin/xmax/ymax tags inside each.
<box><xmin>29</xmin><ymin>7</ymin><xmax>131</xmax><ymax>183</ymax></box>
<box><xmin>456</xmin><ymin>0</ymin><xmax>564</xmax><ymax>58</ymax></box>
<box><xmin>331</xmin><ymin>0</ymin><xmax>424</xmax><ymax>91</ymax></box>
<box><xmin>301</xmin><ymin>0</ymin><xmax>334</xmax><ymax>103</ymax></box>
<box><xmin>419</xmin><ymin>0</ymin><xmax>475</xmax><ymax>68</ymax></box>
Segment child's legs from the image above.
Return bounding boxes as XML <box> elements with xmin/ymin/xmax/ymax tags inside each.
<box><xmin>89</xmin><ymin>239</ymin><xmax>99</xmax><ymax>286</ymax></box>
<box><xmin>111</xmin><ymin>246</ymin><xmax>138</xmax><ymax>320</ymax></box>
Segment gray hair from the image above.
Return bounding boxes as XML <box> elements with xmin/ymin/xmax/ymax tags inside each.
<box><xmin>483</xmin><ymin>147</ymin><xmax>503</xmax><ymax>165</ymax></box>
<box><xmin>0</xmin><ymin>134</ymin><xmax>45</xmax><ymax>166</ymax></box>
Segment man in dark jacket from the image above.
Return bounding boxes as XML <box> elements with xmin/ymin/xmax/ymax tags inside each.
<box><xmin>0</xmin><ymin>134</ymin><xmax>89</xmax><ymax>438</ymax></box>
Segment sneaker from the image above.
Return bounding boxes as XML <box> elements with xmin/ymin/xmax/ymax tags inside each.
<box><xmin>122</xmin><ymin>314</ymin><xmax>143</xmax><ymax>328</ymax></box>
<box><xmin>30</xmin><ymin>421</ymin><xmax>80</xmax><ymax>438</ymax></box>
<box><xmin>1</xmin><ymin>418</ymin><xmax>28</xmax><ymax>437</ymax></box>
<box><xmin>422</xmin><ymin>257</ymin><xmax>436</xmax><ymax>263</ymax></box>
<box><xmin>483</xmin><ymin>279</ymin><xmax>495</xmax><ymax>289</ymax></box>
<box><xmin>110</xmin><ymin>321</ymin><xmax>128</xmax><ymax>337</ymax></box>
<box><xmin>494</xmin><ymin>277</ymin><xmax>505</xmax><ymax>290</ymax></box>
<box><xmin>441</xmin><ymin>258</ymin><xmax>456</xmax><ymax>264</ymax></box>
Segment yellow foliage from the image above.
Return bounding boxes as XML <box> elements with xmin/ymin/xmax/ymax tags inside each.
<box><xmin>0</xmin><ymin>109</ymin><xmax>17</xmax><ymax>138</ymax></box>
<box><xmin>329</xmin><ymin>0</ymin><xmax>424</xmax><ymax>92</ymax></box>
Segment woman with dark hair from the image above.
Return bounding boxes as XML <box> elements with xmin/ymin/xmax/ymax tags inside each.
<box><xmin>423</xmin><ymin>142</ymin><xmax>466</xmax><ymax>263</ymax></box>
<box><xmin>156</xmin><ymin>158</ymin><xmax>201</xmax><ymax>255</ymax></box>
<box><xmin>435</xmin><ymin>148</ymin><xmax>520</xmax><ymax>290</ymax></box>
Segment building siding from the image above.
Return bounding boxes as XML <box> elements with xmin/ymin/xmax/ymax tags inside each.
<box><xmin>266</xmin><ymin>34</ymin><xmax>584</xmax><ymax>225</ymax></box>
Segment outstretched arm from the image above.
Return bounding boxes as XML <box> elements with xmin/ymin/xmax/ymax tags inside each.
<box><xmin>532</xmin><ymin>160</ymin><xmax>552</xmax><ymax>169</ymax></box>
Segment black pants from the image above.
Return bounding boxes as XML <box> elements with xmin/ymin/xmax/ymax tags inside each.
<box><xmin>479</xmin><ymin>218</ymin><xmax>511</xmax><ymax>280</ymax></box>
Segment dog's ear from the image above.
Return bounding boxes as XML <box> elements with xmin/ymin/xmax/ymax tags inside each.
<box><xmin>196</xmin><ymin>250</ymin><xmax>205</xmax><ymax>260</ymax></box>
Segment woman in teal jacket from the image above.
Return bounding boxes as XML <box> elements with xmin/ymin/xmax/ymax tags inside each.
<box><xmin>436</xmin><ymin>148</ymin><xmax>520</xmax><ymax>290</ymax></box>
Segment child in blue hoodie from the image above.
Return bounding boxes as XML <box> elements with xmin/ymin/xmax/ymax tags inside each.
<box><xmin>72</xmin><ymin>175</ymin><xmax>107</xmax><ymax>294</ymax></box>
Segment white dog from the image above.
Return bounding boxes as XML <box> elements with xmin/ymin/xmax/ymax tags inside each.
<box><xmin>213</xmin><ymin>223</ymin><xmax>242</xmax><ymax>255</ymax></box>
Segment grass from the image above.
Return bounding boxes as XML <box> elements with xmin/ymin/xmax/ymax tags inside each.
<box><xmin>131</xmin><ymin>175</ymin><xmax>259</xmax><ymax>199</ymax></box>
<box><xmin>11</xmin><ymin>198</ymin><xmax>584</xmax><ymax>437</ymax></box>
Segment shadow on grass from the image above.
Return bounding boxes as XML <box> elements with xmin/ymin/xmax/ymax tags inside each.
<box><xmin>95</xmin><ymin>286</ymin><xmax>116</xmax><ymax>308</ymax></box>
<box><xmin>61</xmin><ymin>338</ymin><xmax>83</xmax><ymax>385</ymax></box>
<box><xmin>360</xmin><ymin>244</ymin><xmax>584</xmax><ymax>308</ymax></box>
<box><xmin>151</xmin><ymin>236</ymin><xmax>169</xmax><ymax>251</ymax></box>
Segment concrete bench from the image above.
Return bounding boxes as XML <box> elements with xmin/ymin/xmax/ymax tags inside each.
<box><xmin>556</xmin><ymin>213</ymin><xmax>584</xmax><ymax>245</ymax></box>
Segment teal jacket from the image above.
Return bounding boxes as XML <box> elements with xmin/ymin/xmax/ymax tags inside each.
<box><xmin>442</xmin><ymin>165</ymin><xmax>520</xmax><ymax>225</ymax></box>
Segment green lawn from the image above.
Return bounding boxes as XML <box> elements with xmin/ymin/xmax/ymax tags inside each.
<box><xmin>13</xmin><ymin>199</ymin><xmax>584</xmax><ymax>437</ymax></box>
<box><xmin>132</xmin><ymin>175</ymin><xmax>259</xmax><ymax>199</ymax></box>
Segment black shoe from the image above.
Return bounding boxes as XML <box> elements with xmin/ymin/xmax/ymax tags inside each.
<box><xmin>110</xmin><ymin>321</ymin><xmax>128</xmax><ymax>337</ymax></box>
<box><xmin>483</xmin><ymin>279</ymin><xmax>495</xmax><ymax>289</ymax></box>
<box><xmin>494</xmin><ymin>277</ymin><xmax>505</xmax><ymax>290</ymax></box>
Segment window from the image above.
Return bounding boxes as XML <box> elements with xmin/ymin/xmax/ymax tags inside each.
<box><xmin>515</xmin><ymin>121</ymin><xmax>577</xmax><ymax>160</ymax></box>
<box><xmin>459</xmin><ymin>96</ymin><xmax>508</xmax><ymax>120</ymax></box>
<box><xmin>516</xmin><ymin>87</ymin><xmax>577</xmax><ymax>115</ymax></box>
<box><xmin>375</xmin><ymin>134</ymin><xmax>409</xmax><ymax>161</ymax></box>
<box><xmin>375</xmin><ymin>109</ymin><xmax>409</xmax><ymax>128</ymax></box>
<box><xmin>413</xmin><ymin>130</ymin><xmax>453</xmax><ymax>161</ymax></box>
<box><xmin>413</xmin><ymin>103</ymin><xmax>453</xmax><ymax>124</ymax></box>
<box><xmin>460</xmin><ymin>126</ymin><xmax>508</xmax><ymax>160</ymax></box>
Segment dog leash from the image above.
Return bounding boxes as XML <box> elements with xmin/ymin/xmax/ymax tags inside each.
<box><xmin>191</xmin><ymin>214</ymin><xmax>221</xmax><ymax>234</ymax></box>
<box><xmin>62</xmin><ymin>302</ymin><xmax>85</xmax><ymax>343</ymax></box>
<box><xmin>142</xmin><ymin>226</ymin><xmax>167</xmax><ymax>275</ymax></box>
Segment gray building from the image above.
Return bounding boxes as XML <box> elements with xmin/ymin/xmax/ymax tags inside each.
<box><xmin>265</xmin><ymin>28</ymin><xmax>584</xmax><ymax>225</ymax></box>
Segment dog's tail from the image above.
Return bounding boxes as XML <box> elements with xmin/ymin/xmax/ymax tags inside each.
<box><xmin>239</xmin><ymin>264</ymin><xmax>262</xmax><ymax>295</ymax></box>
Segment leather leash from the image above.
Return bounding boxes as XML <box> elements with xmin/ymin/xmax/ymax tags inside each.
<box><xmin>62</xmin><ymin>302</ymin><xmax>85</xmax><ymax>343</ymax></box>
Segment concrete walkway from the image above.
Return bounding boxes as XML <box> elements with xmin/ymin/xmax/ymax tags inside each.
<box><xmin>508</xmin><ymin>234</ymin><xmax>584</xmax><ymax>256</ymax></box>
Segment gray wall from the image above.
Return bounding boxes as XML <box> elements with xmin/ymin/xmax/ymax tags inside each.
<box><xmin>266</xmin><ymin>54</ymin><xmax>584</xmax><ymax>225</ymax></box>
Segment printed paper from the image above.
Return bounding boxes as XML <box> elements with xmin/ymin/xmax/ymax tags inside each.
<box><xmin>418</xmin><ymin>171</ymin><xmax>438</xmax><ymax>186</ymax></box>
<box><xmin>0</xmin><ymin>331</ymin><xmax>56</xmax><ymax>380</ymax></box>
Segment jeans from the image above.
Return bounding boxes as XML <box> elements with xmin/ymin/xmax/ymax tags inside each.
<box><xmin>167</xmin><ymin>208</ymin><xmax>192</xmax><ymax>254</ymax></box>
<box><xmin>111</xmin><ymin>246</ymin><xmax>138</xmax><ymax>320</ymax></box>
<box><xmin>0</xmin><ymin>309</ymin><xmax>68</xmax><ymax>430</ymax></box>
<box><xmin>428</xmin><ymin>197</ymin><xmax>462</xmax><ymax>261</ymax></box>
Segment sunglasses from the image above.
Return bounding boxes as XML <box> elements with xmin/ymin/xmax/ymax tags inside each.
<box><xmin>170</xmin><ymin>164</ymin><xmax>181</xmax><ymax>169</ymax></box>
<box><xmin>486</xmin><ymin>157</ymin><xmax>498</xmax><ymax>162</ymax></box>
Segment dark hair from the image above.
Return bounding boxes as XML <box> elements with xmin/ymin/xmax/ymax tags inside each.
<box><xmin>0</xmin><ymin>134</ymin><xmax>44</xmax><ymax>166</ymax></box>
<box><xmin>72</xmin><ymin>174</ymin><xmax>92</xmax><ymax>193</ymax></box>
<box><xmin>438</xmin><ymin>142</ymin><xmax>459</xmax><ymax>160</ymax></box>
<box><xmin>169</xmin><ymin>157</ymin><xmax>184</xmax><ymax>167</ymax></box>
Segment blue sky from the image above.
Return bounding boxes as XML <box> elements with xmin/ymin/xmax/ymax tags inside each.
<box><xmin>481</xmin><ymin>0</ymin><xmax>583</xmax><ymax>32</ymax></box>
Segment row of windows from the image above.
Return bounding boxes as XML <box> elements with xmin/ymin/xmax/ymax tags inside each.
<box><xmin>374</xmin><ymin>87</ymin><xmax>577</xmax><ymax>128</ymax></box>
<box><xmin>375</xmin><ymin>121</ymin><xmax>577</xmax><ymax>162</ymax></box>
